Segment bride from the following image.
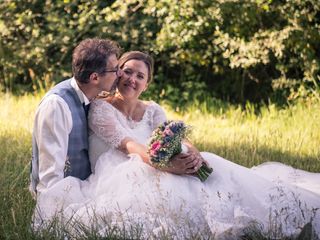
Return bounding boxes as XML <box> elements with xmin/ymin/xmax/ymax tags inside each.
<box><xmin>34</xmin><ymin>51</ymin><xmax>320</xmax><ymax>239</ymax></box>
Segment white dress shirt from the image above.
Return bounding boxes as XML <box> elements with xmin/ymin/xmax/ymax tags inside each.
<box><xmin>34</xmin><ymin>78</ymin><xmax>90</xmax><ymax>193</ymax></box>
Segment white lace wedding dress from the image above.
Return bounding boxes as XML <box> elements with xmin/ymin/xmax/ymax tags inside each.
<box><xmin>33</xmin><ymin>99</ymin><xmax>320</xmax><ymax>239</ymax></box>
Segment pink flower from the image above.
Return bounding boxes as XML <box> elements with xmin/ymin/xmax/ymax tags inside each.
<box><xmin>151</xmin><ymin>141</ymin><xmax>161</xmax><ymax>152</ymax></box>
<box><xmin>149</xmin><ymin>149</ymin><xmax>157</xmax><ymax>156</ymax></box>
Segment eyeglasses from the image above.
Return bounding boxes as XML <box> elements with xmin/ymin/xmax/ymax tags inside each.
<box><xmin>100</xmin><ymin>66</ymin><xmax>120</xmax><ymax>76</ymax></box>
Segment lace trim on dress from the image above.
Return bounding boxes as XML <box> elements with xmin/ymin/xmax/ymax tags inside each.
<box><xmin>89</xmin><ymin>99</ymin><xmax>127</xmax><ymax>149</ymax></box>
<box><xmin>107</xmin><ymin>101</ymin><xmax>164</xmax><ymax>129</ymax></box>
<box><xmin>89</xmin><ymin>100</ymin><xmax>167</xmax><ymax>149</ymax></box>
<box><xmin>151</xmin><ymin>104</ymin><xmax>167</xmax><ymax>129</ymax></box>
<box><xmin>136</xmin><ymin>101</ymin><xmax>167</xmax><ymax>130</ymax></box>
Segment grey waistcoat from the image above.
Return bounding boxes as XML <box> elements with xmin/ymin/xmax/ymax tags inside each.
<box><xmin>30</xmin><ymin>79</ymin><xmax>91</xmax><ymax>193</ymax></box>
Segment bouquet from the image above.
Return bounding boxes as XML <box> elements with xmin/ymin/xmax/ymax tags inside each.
<box><xmin>147</xmin><ymin>120</ymin><xmax>213</xmax><ymax>182</ymax></box>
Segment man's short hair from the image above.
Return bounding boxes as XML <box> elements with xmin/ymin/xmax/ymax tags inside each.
<box><xmin>72</xmin><ymin>38</ymin><xmax>120</xmax><ymax>83</ymax></box>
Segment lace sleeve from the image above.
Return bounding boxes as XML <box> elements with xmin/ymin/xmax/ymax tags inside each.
<box><xmin>88</xmin><ymin>99</ymin><xmax>127</xmax><ymax>149</ymax></box>
<box><xmin>150</xmin><ymin>102</ymin><xmax>167</xmax><ymax>130</ymax></box>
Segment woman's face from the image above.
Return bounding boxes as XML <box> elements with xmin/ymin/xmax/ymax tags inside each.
<box><xmin>117</xmin><ymin>59</ymin><xmax>149</xmax><ymax>100</ymax></box>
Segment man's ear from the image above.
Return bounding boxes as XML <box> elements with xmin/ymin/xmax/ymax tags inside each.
<box><xmin>89</xmin><ymin>72</ymin><xmax>99</xmax><ymax>84</ymax></box>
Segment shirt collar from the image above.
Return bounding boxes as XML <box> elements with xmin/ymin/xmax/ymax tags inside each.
<box><xmin>71</xmin><ymin>77</ymin><xmax>90</xmax><ymax>105</ymax></box>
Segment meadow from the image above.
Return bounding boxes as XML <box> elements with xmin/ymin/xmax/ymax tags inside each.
<box><xmin>0</xmin><ymin>93</ymin><xmax>319</xmax><ymax>239</ymax></box>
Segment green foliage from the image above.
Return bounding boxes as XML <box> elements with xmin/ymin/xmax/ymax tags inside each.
<box><xmin>0</xmin><ymin>0</ymin><xmax>319</xmax><ymax>105</ymax></box>
<box><xmin>0</xmin><ymin>1</ymin><xmax>115</xmax><ymax>93</ymax></box>
<box><xmin>147</xmin><ymin>0</ymin><xmax>320</xmax><ymax>104</ymax></box>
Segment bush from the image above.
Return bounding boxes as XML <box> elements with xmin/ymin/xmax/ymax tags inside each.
<box><xmin>0</xmin><ymin>0</ymin><xmax>319</xmax><ymax>106</ymax></box>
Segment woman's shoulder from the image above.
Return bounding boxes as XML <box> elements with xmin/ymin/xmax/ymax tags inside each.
<box><xmin>92</xmin><ymin>97</ymin><xmax>113</xmax><ymax>106</ymax></box>
<box><xmin>141</xmin><ymin>100</ymin><xmax>162</xmax><ymax>109</ymax></box>
<box><xmin>91</xmin><ymin>98</ymin><xmax>117</xmax><ymax>113</ymax></box>
<box><xmin>141</xmin><ymin>100</ymin><xmax>166</xmax><ymax>118</ymax></box>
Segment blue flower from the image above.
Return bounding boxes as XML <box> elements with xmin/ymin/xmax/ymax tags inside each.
<box><xmin>163</xmin><ymin>135</ymin><xmax>172</xmax><ymax>143</ymax></box>
<box><xmin>158</xmin><ymin>151</ymin><xmax>167</xmax><ymax>159</ymax></box>
<box><xmin>170</xmin><ymin>122</ymin><xmax>185</xmax><ymax>133</ymax></box>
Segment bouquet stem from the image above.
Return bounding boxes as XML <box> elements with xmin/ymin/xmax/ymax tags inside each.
<box><xmin>196</xmin><ymin>164</ymin><xmax>213</xmax><ymax>182</ymax></box>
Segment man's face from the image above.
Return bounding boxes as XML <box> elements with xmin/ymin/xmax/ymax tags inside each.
<box><xmin>98</xmin><ymin>54</ymin><xmax>119</xmax><ymax>92</ymax></box>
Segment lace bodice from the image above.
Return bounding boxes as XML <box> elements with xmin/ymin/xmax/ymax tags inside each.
<box><xmin>88</xmin><ymin>99</ymin><xmax>167</xmax><ymax>170</ymax></box>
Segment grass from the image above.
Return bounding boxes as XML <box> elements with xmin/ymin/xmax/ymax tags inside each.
<box><xmin>0</xmin><ymin>93</ymin><xmax>319</xmax><ymax>239</ymax></box>
<box><xmin>0</xmin><ymin>94</ymin><xmax>40</xmax><ymax>240</ymax></box>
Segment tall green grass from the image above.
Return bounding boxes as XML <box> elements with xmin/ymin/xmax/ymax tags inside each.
<box><xmin>0</xmin><ymin>93</ymin><xmax>319</xmax><ymax>239</ymax></box>
<box><xmin>0</xmin><ymin>94</ymin><xmax>40</xmax><ymax>239</ymax></box>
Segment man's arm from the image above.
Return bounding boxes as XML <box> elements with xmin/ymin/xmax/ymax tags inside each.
<box><xmin>34</xmin><ymin>95</ymin><xmax>72</xmax><ymax>192</ymax></box>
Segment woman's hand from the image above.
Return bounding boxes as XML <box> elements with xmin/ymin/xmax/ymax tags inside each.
<box><xmin>121</xmin><ymin>137</ymin><xmax>206</xmax><ymax>175</ymax></box>
<box><xmin>185</xmin><ymin>151</ymin><xmax>207</xmax><ymax>173</ymax></box>
<box><xmin>166</xmin><ymin>152</ymin><xmax>203</xmax><ymax>175</ymax></box>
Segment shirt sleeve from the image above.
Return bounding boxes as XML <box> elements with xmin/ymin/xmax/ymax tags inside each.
<box><xmin>88</xmin><ymin>99</ymin><xmax>128</xmax><ymax>149</ymax></box>
<box><xmin>34</xmin><ymin>94</ymin><xmax>72</xmax><ymax>192</ymax></box>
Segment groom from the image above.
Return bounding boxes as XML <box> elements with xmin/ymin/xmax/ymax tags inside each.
<box><xmin>30</xmin><ymin>38</ymin><xmax>121</xmax><ymax>195</ymax></box>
